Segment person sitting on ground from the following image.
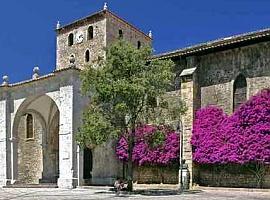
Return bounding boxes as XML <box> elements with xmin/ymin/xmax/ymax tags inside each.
<box><xmin>114</xmin><ymin>177</ymin><xmax>125</xmax><ymax>195</ymax></box>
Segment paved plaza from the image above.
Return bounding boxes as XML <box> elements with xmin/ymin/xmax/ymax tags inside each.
<box><xmin>0</xmin><ymin>187</ymin><xmax>269</xmax><ymax>200</ymax></box>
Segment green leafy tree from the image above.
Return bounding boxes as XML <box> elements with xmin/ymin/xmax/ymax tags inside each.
<box><xmin>77</xmin><ymin>40</ymin><xmax>175</xmax><ymax>191</ymax></box>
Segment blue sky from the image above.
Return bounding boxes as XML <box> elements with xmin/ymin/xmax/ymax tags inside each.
<box><xmin>0</xmin><ymin>0</ymin><xmax>269</xmax><ymax>83</ymax></box>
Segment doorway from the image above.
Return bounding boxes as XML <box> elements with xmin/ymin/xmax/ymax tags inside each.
<box><xmin>83</xmin><ymin>148</ymin><xmax>93</xmax><ymax>180</ymax></box>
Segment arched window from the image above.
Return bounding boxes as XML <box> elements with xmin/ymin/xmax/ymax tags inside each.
<box><xmin>137</xmin><ymin>41</ymin><xmax>141</xmax><ymax>49</ymax></box>
<box><xmin>26</xmin><ymin>114</ymin><xmax>34</xmax><ymax>139</ymax></box>
<box><xmin>88</xmin><ymin>26</ymin><xmax>94</xmax><ymax>40</ymax></box>
<box><xmin>119</xmin><ymin>29</ymin><xmax>123</xmax><ymax>39</ymax></box>
<box><xmin>85</xmin><ymin>50</ymin><xmax>90</xmax><ymax>62</ymax></box>
<box><xmin>68</xmin><ymin>33</ymin><xmax>74</xmax><ymax>46</ymax></box>
<box><xmin>233</xmin><ymin>74</ymin><xmax>247</xmax><ymax>111</ymax></box>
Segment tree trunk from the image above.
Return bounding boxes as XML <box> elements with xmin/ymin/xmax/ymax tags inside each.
<box><xmin>127</xmin><ymin>123</ymin><xmax>135</xmax><ymax>191</ymax></box>
<box><xmin>254</xmin><ymin>163</ymin><xmax>265</xmax><ymax>188</ymax></box>
<box><xmin>248</xmin><ymin>163</ymin><xmax>265</xmax><ymax>188</ymax></box>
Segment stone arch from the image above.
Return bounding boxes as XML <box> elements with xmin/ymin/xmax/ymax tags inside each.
<box><xmin>12</xmin><ymin>94</ymin><xmax>60</xmax><ymax>184</ymax></box>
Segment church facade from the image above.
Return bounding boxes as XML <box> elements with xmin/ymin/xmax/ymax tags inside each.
<box><xmin>154</xmin><ymin>29</ymin><xmax>270</xmax><ymax>187</ymax></box>
<box><xmin>0</xmin><ymin>5</ymin><xmax>269</xmax><ymax>188</ymax></box>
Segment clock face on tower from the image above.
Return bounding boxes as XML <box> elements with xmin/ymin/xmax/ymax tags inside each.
<box><xmin>76</xmin><ymin>31</ymin><xmax>84</xmax><ymax>43</ymax></box>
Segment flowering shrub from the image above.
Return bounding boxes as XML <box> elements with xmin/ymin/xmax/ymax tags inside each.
<box><xmin>191</xmin><ymin>106</ymin><xmax>228</xmax><ymax>164</ymax></box>
<box><xmin>191</xmin><ymin>89</ymin><xmax>270</xmax><ymax>165</ymax></box>
<box><xmin>116</xmin><ymin>124</ymin><xmax>180</xmax><ymax>166</ymax></box>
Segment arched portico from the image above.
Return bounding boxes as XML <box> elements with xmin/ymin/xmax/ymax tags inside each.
<box><xmin>12</xmin><ymin>95</ymin><xmax>60</xmax><ymax>184</ymax></box>
<box><xmin>0</xmin><ymin>68</ymin><xmax>85</xmax><ymax>188</ymax></box>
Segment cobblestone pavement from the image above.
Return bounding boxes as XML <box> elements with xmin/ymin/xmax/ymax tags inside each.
<box><xmin>0</xmin><ymin>188</ymin><xmax>269</xmax><ymax>200</ymax></box>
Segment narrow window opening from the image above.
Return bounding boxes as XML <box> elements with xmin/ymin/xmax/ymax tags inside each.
<box><xmin>26</xmin><ymin>114</ymin><xmax>34</xmax><ymax>139</ymax></box>
<box><xmin>174</xmin><ymin>74</ymin><xmax>181</xmax><ymax>91</ymax></box>
<box><xmin>137</xmin><ymin>41</ymin><xmax>141</xmax><ymax>49</ymax></box>
<box><xmin>233</xmin><ymin>74</ymin><xmax>247</xmax><ymax>111</ymax></box>
<box><xmin>119</xmin><ymin>30</ymin><xmax>123</xmax><ymax>39</ymax></box>
<box><xmin>68</xmin><ymin>33</ymin><xmax>74</xmax><ymax>46</ymax></box>
<box><xmin>85</xmin><ymin>50</ymin><xmax>90</xmax><ymax>62</ymax></box>
<box><xmin>88</xmin><ymin>26</ymin><xmax>94</xmax><ymax>40</ymax></box>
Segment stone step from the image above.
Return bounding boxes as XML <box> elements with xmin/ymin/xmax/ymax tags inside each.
<box><xmin>3</xmin><ymin>183</ymin><xmax>58</xmax><ymax>188</ymax></box>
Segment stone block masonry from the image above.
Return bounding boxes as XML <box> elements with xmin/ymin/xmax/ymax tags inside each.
<box><xmin>56</xmin><ymin>10</ymin><xmax>151</xmax><ymax>70</ymax></box>
<box><xmin>0</xmin><ymin>98</ymin><xmax>9</xmax><ymax>186</ymax></box>
<box><xmin>197</xmin><ymin>165</ymin><xmax>270</xmax><ymax>188</ymax></box>
<box><xmin>177</xmin><ymin>40</ymin><xmax>270</xmax><ymax>188</ymax></box>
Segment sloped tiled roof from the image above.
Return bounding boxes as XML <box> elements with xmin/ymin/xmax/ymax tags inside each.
<box><xmin>152</xmin><ymin>28</ymin><xmax>270</xmax><ymax>60</ymax></box>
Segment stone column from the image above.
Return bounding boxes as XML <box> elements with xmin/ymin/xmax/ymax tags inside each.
<box><xmin>57</xmin><ymin>85</ymin><xmax>77</xmax><ymax>188</ymax></box>
<box><xmin>77</xmin><ymin>145</ymin><xmax>84</xmax><ymax>186</ymax></box>
<box><xmin>180</xmin><ymin>65</ymin><xmax>199</xmax><ymax>188</ymax></box>
<box><xmin>0</xmin><ymin>88</ymin><xmax>11</xmax><ymax>187</ymax></box>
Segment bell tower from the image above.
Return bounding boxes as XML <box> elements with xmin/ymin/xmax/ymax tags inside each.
<box><xmin>56</xmin><ymin>8</ymin><xmax>107</xmax><ymax>70</ymax></box>
<box><xmin>55</xmin><ymin>3</ymin><xmax>152</xmax><ymax>70</ymax></box>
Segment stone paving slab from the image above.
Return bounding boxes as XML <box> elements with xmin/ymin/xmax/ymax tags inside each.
<box><xmin>0</xmin><ymin>187</ymin><xmax>269</xmax><ymax>200</ymax></box>
<box><xmin>196</xmin><ymin>186</ymin><xmax>270</xmax><ymax>193</ymax></box>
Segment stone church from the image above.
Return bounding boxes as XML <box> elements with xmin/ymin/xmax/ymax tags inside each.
<box><xmin>0</xmin><ymin>4</ymin><xmax>269</xmax><ymax>188</ymax></box>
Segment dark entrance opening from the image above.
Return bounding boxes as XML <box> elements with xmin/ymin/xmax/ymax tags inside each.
<box><xmin>83</xmin><ymin>148</ymin><xmax>93</xmax><ymax>180</ymax></box>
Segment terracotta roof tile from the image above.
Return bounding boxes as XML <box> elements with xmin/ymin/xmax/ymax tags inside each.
<box><xmin>151</xmin><ymin>28</ymin><xmax>270</xmax><ymax>60</ymax></box>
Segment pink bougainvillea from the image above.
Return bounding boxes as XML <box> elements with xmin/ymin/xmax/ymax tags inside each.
<box><xmin>116</xmin><ymin>124</ymin><xmax>180</xmax><ymax>166</ymax></box>
<box><xmin>191</xmin><ymin>89</ymin><xmax>270</xmax><ymax>165</ymax></box>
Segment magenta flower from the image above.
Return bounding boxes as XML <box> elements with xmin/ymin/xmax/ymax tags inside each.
<box><xmin>191</xmin><ymin>89</ymin><xmax>270</xmax><ymax>165</ymax></box>
<box><xmin>116</xmin><ymin>124</ymin><xmax>180</xmax><ymax>166</ymax></box>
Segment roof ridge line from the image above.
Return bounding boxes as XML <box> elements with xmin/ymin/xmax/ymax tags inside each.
<box><xmin>152</xmin><ymin>27</ymin><xmax>270</xmax><ymax>59</ymax></box>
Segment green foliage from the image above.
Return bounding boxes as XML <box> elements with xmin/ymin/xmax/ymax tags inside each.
<box><xmin>149</xmin><ymin>130</ymin><xmax>166</xmax><ymax>148</ymax></box>
<box><xmin>76</xmin><ymin>104</ymin><xmax>119</xmax><ymax>148</ymax></box>
<box><xmin>145</xmin><ymin>94</ymin><xmax>187</xmax><ymax>125</ymax></box>
<box><xmin>78</xmin><ymin>40</ymin><xmax>175</xmax><ymax>147</ymax></box>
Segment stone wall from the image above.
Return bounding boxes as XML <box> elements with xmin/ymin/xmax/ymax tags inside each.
<box><xmin>248</xmin><ymin>76</ymin><xmax>270</xmax><ymax>97</ymax></box>
<box><xmin>177</xmin><ymin>41</ymin><xmax>270</xmax><ymax>188</ymax></box>
<box><xmin>42</xmin><ymin>111</ymin><xmax>59</xmax><ymax>183</ymax></box>
<box><xmin>106</xmin><ymin>13</ymin><xmax>151</xmax><ymax>48</ymax></box>
<box><xmin>56</xmin><ymin>15</ymin><xmax>107</xmax><ymax>69</ymax></box>
<box><xmin>133</xmin><ymin>166</ymin><xmax>178</xmax><ymax>184</ymax></box>
<box><xmin>197</xmin><ymin>41</ymin><xmax>270</xmax><ymax>114</ymax></box>
<box><xmin>196</xmin><ymin>165</ymin><xmax>270</xmax><ymax>188</ymax></box>
<box><xmin>91</xmin><ymin>139</ymin><xmax>123</xmax><ymax>185</ymax></box>
<box><xmin>56</xmin><ymin>11</ymin><xmax>152</xmax><ymax>71</ymax></box>
<box><xmin>17</xmin><ymin>114</ymin><xmax>43</xmax><ymax>184</ymax></box>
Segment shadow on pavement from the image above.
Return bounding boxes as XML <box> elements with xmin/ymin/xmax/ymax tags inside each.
<box><xmin>134</xmin><ymin>189</ymin><xmax>203</xmax><ymax>196</ymax></box>
<box><xmin>94</xmin><ymin>188</ymin><xmax>203</xmax><ymax>197</ymax></box>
